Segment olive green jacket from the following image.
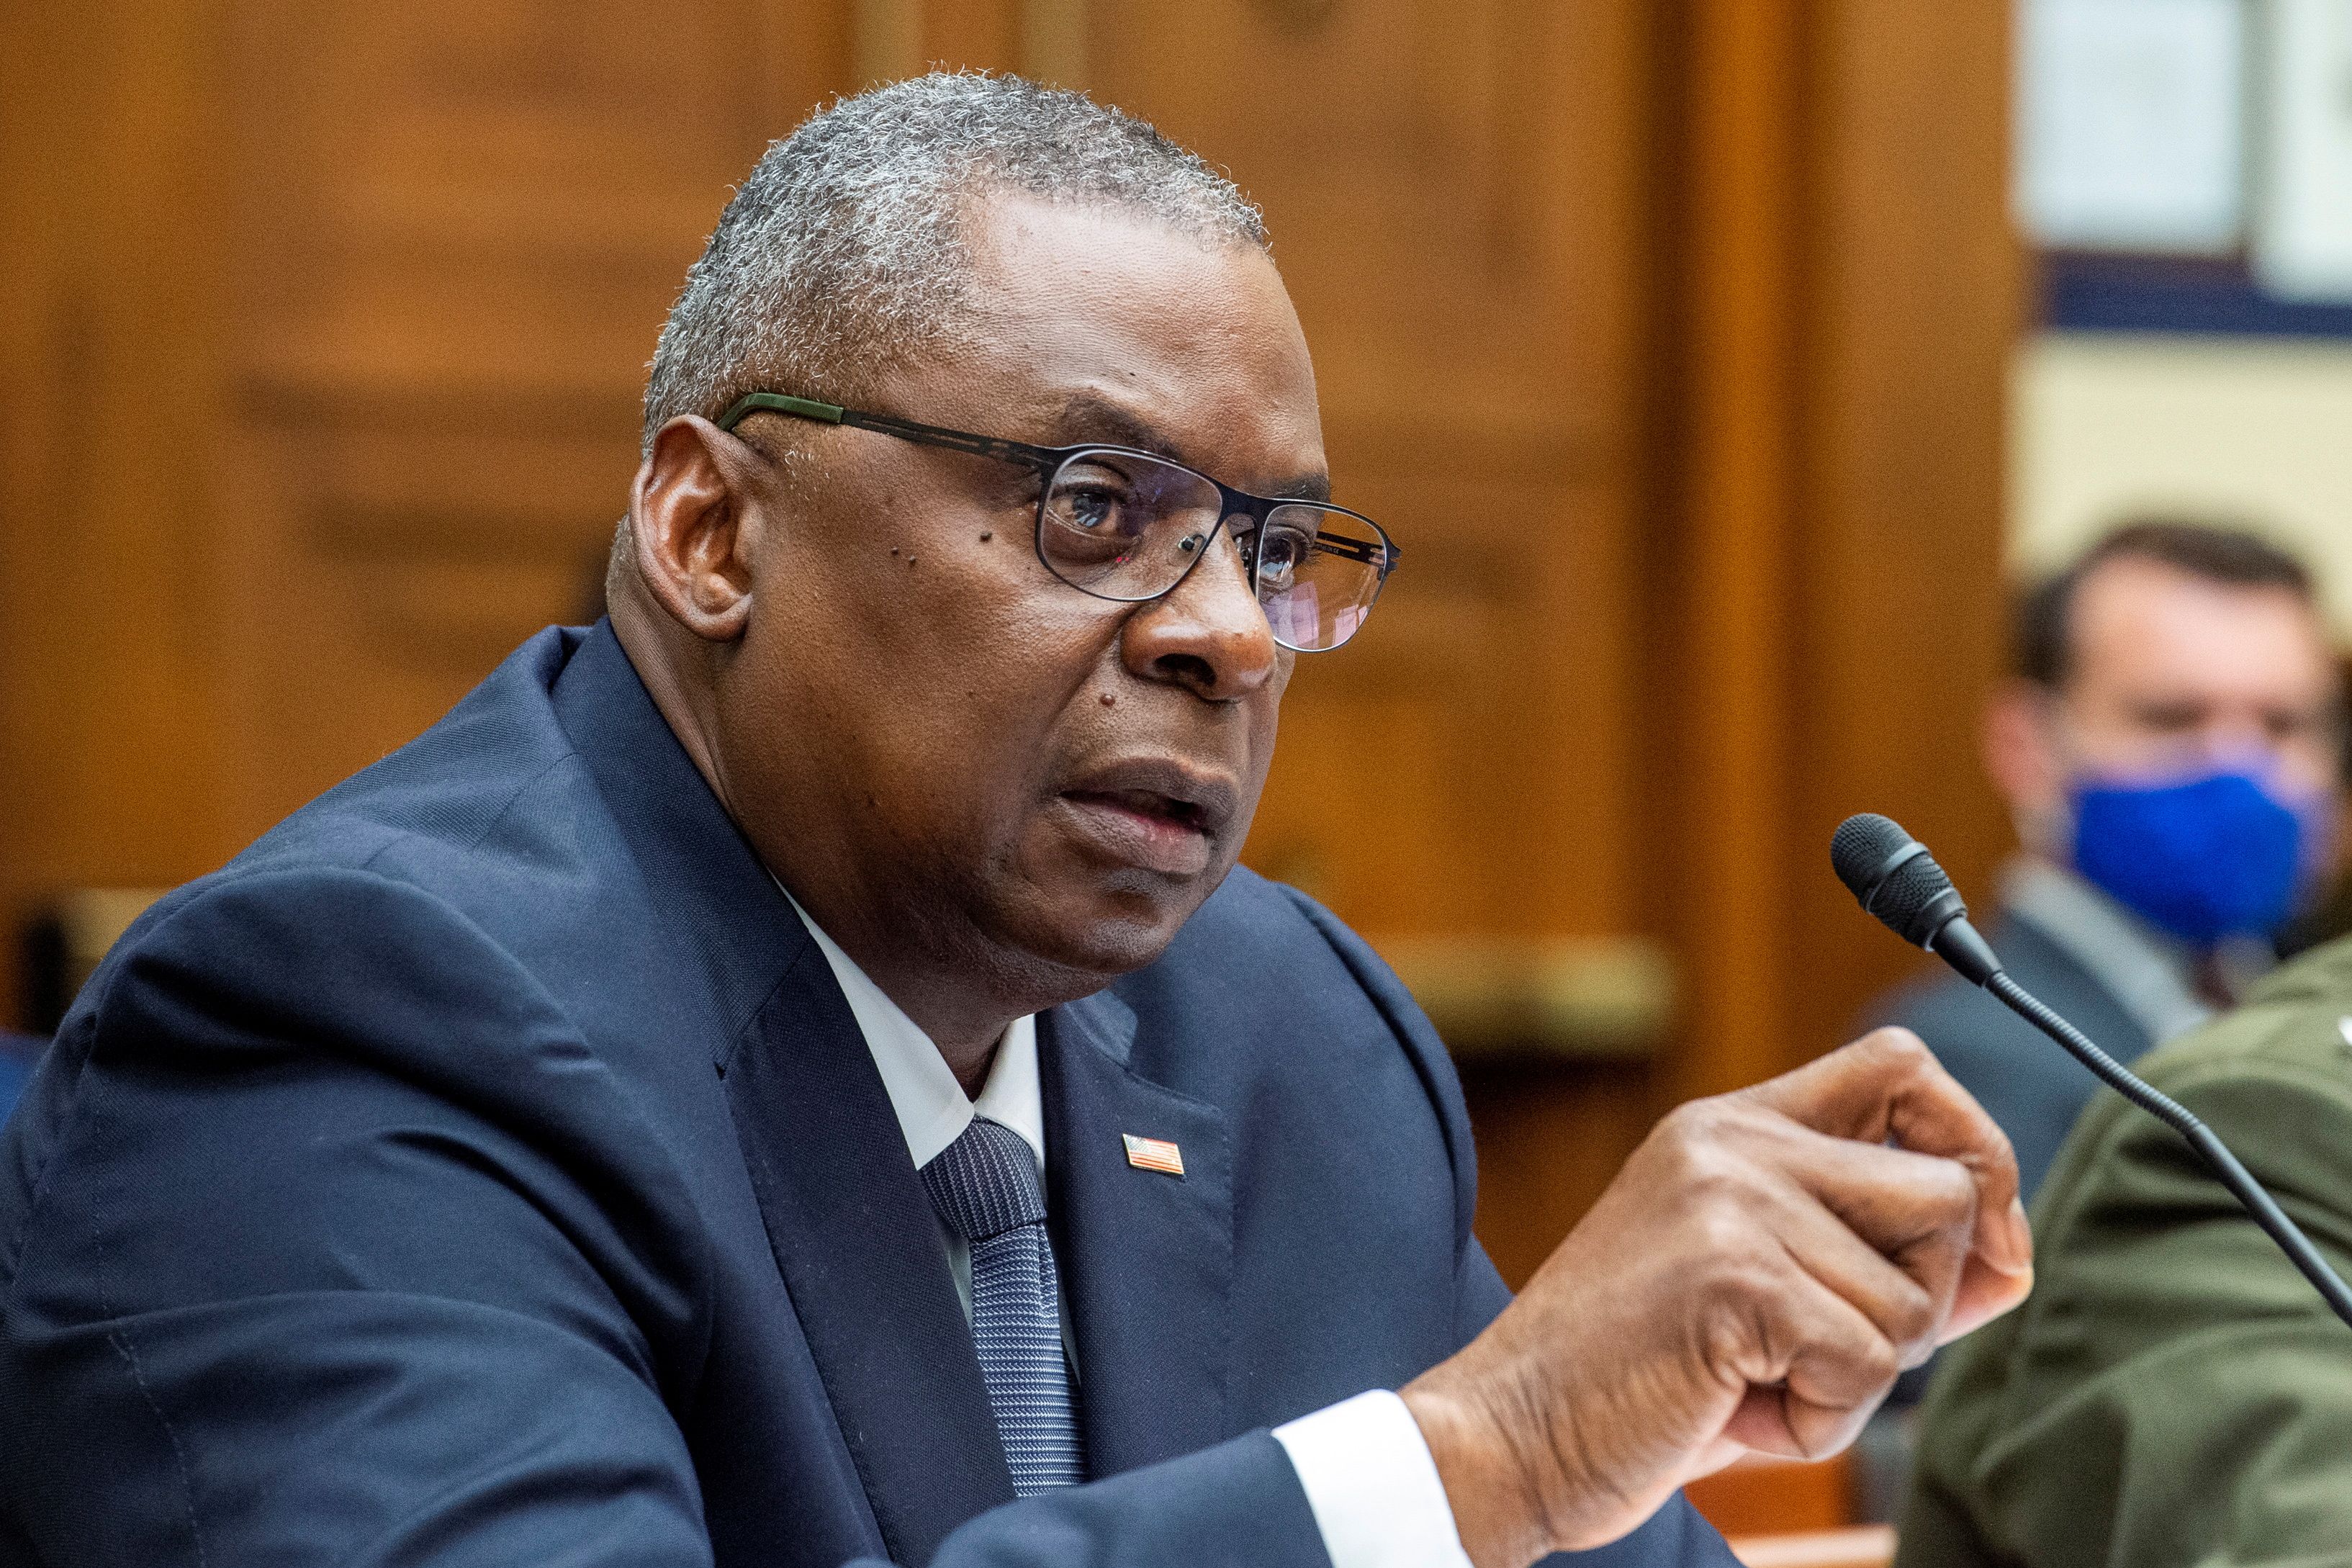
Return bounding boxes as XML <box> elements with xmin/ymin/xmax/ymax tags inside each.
<box><xmin>1898</xmin><ymin>933</ymin><xmax>2352</xmax><ymax>1568</ymax></box>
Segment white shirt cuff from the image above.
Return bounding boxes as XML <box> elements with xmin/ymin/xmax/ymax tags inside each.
<box><xmin>1274</xmin><ymin>1389</ymin><xmax>1477</xmax><ymax>1568</ymax></box>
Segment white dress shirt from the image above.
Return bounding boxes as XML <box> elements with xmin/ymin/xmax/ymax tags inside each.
<box><xmin>784</xmin><ymin>894</ymin><xmax>1474</xmax><ymax>1568</ymax></box>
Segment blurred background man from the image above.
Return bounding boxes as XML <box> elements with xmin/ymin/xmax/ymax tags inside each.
<box><xmin>1868</xmin><ymin>520</ymin><xmax>2346</xmax><ymax>1205</ymax></box>
<box><xmin>1844</xmin><ymin>519</ymin><xmax>2344</xmax><ymax>1531</ymax></box>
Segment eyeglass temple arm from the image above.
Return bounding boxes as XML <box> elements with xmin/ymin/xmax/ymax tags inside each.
<box><xmin>714</xmin><ymin>392</ymin><xmax>1059</xmax><ymax>473</ymax></box>
<box><xmin>1310</xmin><ymin>531</ymin><xmax>1397</xmax><ymax>570</ymax></box>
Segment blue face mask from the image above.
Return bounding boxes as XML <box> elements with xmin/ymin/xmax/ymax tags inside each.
<box><xmin>2070</xmin><ymin>768</ymin><xmax>2328</xmax><ymax>945</ymax></box>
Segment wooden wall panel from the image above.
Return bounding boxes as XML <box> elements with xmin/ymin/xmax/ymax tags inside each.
<box><xmin>0</xmin><ymin>0</ymin><xmax>236</xmax><ymax>1029</ymax></box>
<box><xmin>1643</xmin><ymin>0</ymin><xmax>1807</xmax><ymax>1101</ymax></box>
<box><xmin>205</xmin><ymin>1</ymin><xmax>859</xmax><ymax>832</ymax></box>
<box><xmin>1646</xmin><ymin>0</ymin><xmax>2017</xmax><ymax>1101</ymax></box>
<box><xmin>1783</xmin><ymin>0</ymin><xmax>2019</xmax><ymax>1064</ymax></box>
<box><xmin>0</xmin><ymin>0</ymin><xmax>2014</xmax><ymax>1305</ymax></box>
<box><xmin>1090</xmin><ymin>0</ymin><xmax>1650</xmax><ymax>947</ymax></box>
<box><xmin>0</xmin><ymin>0</ymin><xmax>862</xmax><ymax>1019</ymax></box>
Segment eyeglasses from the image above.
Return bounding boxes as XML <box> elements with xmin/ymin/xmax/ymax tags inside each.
<box><xmin>713</xmin><ymin>392</ymin><xmax>1401</xmax><ymax>653</ymax></box>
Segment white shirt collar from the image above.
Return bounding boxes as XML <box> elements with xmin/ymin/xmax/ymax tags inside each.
<box><xmin>780</xmin><ymin>888</ymin><xmax>1045</xmax><ymax>1174</ymax></box>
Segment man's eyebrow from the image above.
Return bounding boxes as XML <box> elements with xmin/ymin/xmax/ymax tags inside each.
<box><xmin>1050</xmin><ymin>392</ymin><xmax>1188</xmax><ymax>460</ymax></box>
<box><xmin>1049</xmin><ymin>392</ymin><xmax>1333</xmax><ymax>503</ymax></box>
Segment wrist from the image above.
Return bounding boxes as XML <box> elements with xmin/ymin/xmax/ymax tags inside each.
<box><xmin>1400</xmin><ymin>1373</ymin><xmax>1554</xmax><ymax>1568</ymax></box>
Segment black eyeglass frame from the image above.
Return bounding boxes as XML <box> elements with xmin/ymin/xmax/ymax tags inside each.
<box><xmin>713</xmin><ymin>391</ymin><xmax>1400</xmax><ymax>649</ymax></box>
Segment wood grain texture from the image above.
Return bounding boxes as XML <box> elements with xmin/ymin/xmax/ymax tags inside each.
<box><xmin>0</xmin><ymin>6</ymin><xmax>2014</xmax><ymax>1390</ymax></box>
<box><xmin>1644</xmin><ymin>0</ymin><xmax>2017</xmax><ymax>1105</ymax></box>
<box><xmin>0</xmin><ymin>0</ymin><xmax>236</xmax><ymax>1026</ymax></box>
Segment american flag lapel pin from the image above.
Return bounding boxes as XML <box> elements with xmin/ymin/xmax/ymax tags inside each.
<box><xmin>1122</xmin><ymin>1132</ymin><xmax>1185</xmax><ymax>1177</ymax></box>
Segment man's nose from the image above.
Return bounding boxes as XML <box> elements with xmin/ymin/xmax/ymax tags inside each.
<box><xmin>2191</xmin><ymin>715</ymin><xmax>2281</xmax><ymax>769</ymax></box>
<box><xmin>1118</xmin><ymin>523</ymin><xmax>1279</xmax><ymax>702</ymax></box>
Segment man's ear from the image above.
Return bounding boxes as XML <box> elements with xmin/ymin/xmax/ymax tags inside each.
<box><xmin>1983</xmin><ymin>678</ymin><xmax>2070</xmax><ymax>854</ymax></box>
<box><xmin>628</xmin><ymin>415</ymin><xmax>768</xmax><ymax>643</ymax></box>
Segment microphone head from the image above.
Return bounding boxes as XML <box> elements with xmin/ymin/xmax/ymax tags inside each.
<box><xmin>1831</xmin><ymin>813</ymin><xmax>1970</xmax><ymax>950</ymax></box>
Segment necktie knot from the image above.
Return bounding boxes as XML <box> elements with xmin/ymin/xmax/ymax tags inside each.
<box><xmin>921</xmin><ymin>1117</ymin><xmax>1045</xmax><ymax>1243</ymax></box>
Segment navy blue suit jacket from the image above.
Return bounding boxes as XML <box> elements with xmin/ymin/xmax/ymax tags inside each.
<box><xmin>0</xmin><ymin>623</ymin><xmax>1729</xmax><ymax>1567</ymax></box>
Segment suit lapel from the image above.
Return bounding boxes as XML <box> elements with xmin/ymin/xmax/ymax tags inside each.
<box><xmin>549</xmin><ymin>623</ymin><xmax>1011</xmax><ymax>1564</ymax></box>
<box><xmin>1042</xmin><ymin>991</ymin><xmax>1237</xmax><ymax>1478</ymax></box>
<box><xmin>722</xmin><ymin>949</ymin><xmax>1015</xmax><ymax>1566</ymax></box>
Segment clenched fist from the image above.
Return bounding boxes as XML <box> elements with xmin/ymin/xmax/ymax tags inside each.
<box><xmin>1402</xmin><ymin>1029</ymin><xmax>2033</xmax><ymax>1567</ymax></box>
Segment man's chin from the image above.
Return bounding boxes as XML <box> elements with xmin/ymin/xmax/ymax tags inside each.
<box><xmin>987</xmin><ymin>867</ymin><xmax>1226</xmax><ymax>994</ymax></box>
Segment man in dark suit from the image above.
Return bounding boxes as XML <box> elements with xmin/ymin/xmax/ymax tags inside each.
<box><xmin>0</xmin><ymin>1035</ymin><xmax>37</xmax><ymax>1120</ymax></box>
<box><xmin>1868</xmin><ymin>522</ymin><xmax>2343</xmax><ymax>1203</ymax></box>
<box><xmin>0</xmin><ymin>75</ymin><xmax>2029</xmax><ymax>1568</ymax></box>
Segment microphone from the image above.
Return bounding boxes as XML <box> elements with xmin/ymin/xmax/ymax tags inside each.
<box><xmin>1832</xmin><ymin>811</ymin><xmax>2352</xmax><ymax>1333</ymax></box>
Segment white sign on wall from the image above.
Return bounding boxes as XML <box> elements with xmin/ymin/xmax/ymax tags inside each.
<box><xmin>2017</xmin><ymin>0</ymin><xmax>2248</xmax><ymax>254</ymax></box>
<box><xmin>2255</xmin><ymin>0</ymin><xmax>2352</xmax><ymax>301</ymax></box>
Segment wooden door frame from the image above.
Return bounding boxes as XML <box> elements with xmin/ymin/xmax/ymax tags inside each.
<box><xmin>1642</xmin><ymin>0</ymin><xmax>2020</xmax><ymax>1100</ymax></box>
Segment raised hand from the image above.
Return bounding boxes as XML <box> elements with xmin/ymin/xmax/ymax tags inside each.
<box><xmin>1402</xmin><ymin>1029</ymin><xmax>2033</xmax><ymax>1567</ymax></box>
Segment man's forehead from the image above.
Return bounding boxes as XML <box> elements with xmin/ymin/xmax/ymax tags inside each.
<box><xmin>939</xmin><ymin>192</ymin><xmax>1325</xmax><ymax>476</ymax></box>
<box><xmin>2080</xmin><ymin>558</ymin><xmax>2320</xmax><ymax>641</ymax></box>
<box><xmin>2076</xmin><ymin>559</ymin><xmax>2335</xmax><ymax>693</ymax></box>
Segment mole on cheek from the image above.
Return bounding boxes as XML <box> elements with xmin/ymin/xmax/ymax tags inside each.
<box><xmin>1099</xmin><ymin>693</ymin><xmax>1116</xmax><ymax>708</ymax></box>
<box><xmin>979</xmin><ymin>531</ymin><xmax>993</xmax><ymax>543</ymax></box>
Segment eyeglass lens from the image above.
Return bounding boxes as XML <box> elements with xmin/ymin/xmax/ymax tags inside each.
<box><xmin>1035</xmin><ymin>449</ymin><xmax>1389</xmax><ymax>652</ymax></box>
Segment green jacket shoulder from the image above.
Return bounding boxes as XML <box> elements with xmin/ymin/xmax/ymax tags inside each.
<box><xmin>1899</xmin><ymin>933</ymin><xmax>2352</xmax><ymax>1568</ymax></box>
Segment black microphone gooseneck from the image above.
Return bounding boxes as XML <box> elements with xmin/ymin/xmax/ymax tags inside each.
<box><xmin>1831</xmin><ymin>812</ymin><xmax>2352</xmax><ymax>1333</ymax></box>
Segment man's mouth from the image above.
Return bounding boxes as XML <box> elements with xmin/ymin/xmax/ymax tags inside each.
<box><xmin>1055</xmin><ymin>762</ymin><xmax>1239</xmax><ymax>877</ymax></box>
<box><xmin>1065</xmin><ymin>789</ymin><xmax>1207</xmax><ymax>832</ymax></box>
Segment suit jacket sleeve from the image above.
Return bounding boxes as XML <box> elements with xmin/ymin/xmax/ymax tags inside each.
<box><xmin>1279</xmin><ymin>888</ymin><xmax>1737</xmax><ymax>1568</ymax></box>
<box><xmin>0</xmin><ymin>868</ymin><xmax>739</xmax><ymax>1567</ymax></box>
<box><xmin>1899</xmin><ymin>978</ymin><xmax>2352</xmax><ymax>1568</ymax></box>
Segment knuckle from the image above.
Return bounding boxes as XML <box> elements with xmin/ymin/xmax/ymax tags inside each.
<box><xmin>1651</xmin><ymin>1104</ymin><xmax>1743</xmax><ymax>1184</ymax></box>
<box><xmin>1690</xmin><ymin>1200</ymin><xmax>1757</xmax><ymax>1260</ymax></box>
<box><xmin>1701</xmin><ymin>1253</ymin><xmax>1783</xmax><ymax>1322</ymax></box>
<box><xmin>1854</xmin><ymin>1331</ymin><xmax>1902</xmax><ymax>1390</ymax></box>
<box><xmin>1886</xmin><ymin>1278</ymin><xmax>1939</xmax><ymax>1351</ymax></box>
<box><xmin>1857</xmin><ymin>1025</ymin><xmax>1932</xmax><ymax>1073</ymax></box>
<box><xmin>1700</xmin><ymin>1301</ymin><xmax>1765</xmax><ymax>1374</ymax></box>
<box><xmin>1657</xmin><ymin>1096</ymin><xmax>1734</xmax><ymax>1148</ymax></box>
<box><xmin>1924</xmin><ymin>1157</ymin><xmax>1981</xmax><ymax>1223</ymax></box>
<box><xmin>1698</xmin><ymin>1267</ymin><xmax>1783</xmax><ymax>1362</ymax></box>
<box><xmin>1928</xmin><ymin>1171</ymin><xmax>1985</xmax><ymax>1241</ymax></box>
<box><xmin>1686</xmin><ymin>1145</ymin><xmax>1769</xmax><ymax>1221</ymax></box>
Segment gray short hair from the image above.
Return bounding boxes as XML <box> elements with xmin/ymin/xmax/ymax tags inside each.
<box><xmin>639</xmin><ymin>71</ymin><xmax>1268</xmax><ymax>454</ymax></box>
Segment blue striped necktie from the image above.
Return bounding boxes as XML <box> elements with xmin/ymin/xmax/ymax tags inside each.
<box><xmin>920</xmin><ymin>1117</ymin><xmax>1086</xmax><ymax>1494</ymax></box>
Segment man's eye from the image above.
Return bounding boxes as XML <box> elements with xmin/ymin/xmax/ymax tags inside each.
<box><xmin>1064</xmin><ymin>486</ymin><xmax>1127</xmax><ymax>533</ymax></box>
<box><xmin>2267</xmin><ymin>708</ymin><xmax>2330</xmax><ymax>744</ymax></box>
<box><xmin>1256</xmin><ymin>529</ymin><xmax>1309</xmax><ymax>587</ymax></box>
<box><xmin>2130</xmin><ymin>702</ymin><xmax>2206</xmax><ymax>734</ymax></box>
